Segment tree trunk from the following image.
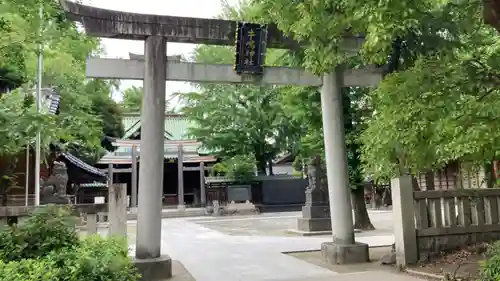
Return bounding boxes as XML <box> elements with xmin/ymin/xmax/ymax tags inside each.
<box><xmin>256</xmin><ymin>156</ymin><xmax>267</xmax><ymax>175</ymax></box>
<box><xmin>0</xmin><ymin>157</ymin><xmax>16</xmax><ymax>207</ymax></box>
<box><xmin>268</xmin><ymin>160</ymin><xmax>273</xmax><ymax>175</ymax></box>
<box><xmin>0</xmin><ymin>180</ymin><xmax>7</xmax><ymax>207</ymax></box>
<box><xmin>351</xmin><ymin>186</ymin><xmax>375</xmax><ymax>230</ymax></box>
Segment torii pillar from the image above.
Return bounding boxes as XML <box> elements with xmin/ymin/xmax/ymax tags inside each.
<box><xmin>135</xmin><ymin>35</ymin><xmax>170</xmax><ymax>270</ymax></box>
<box><xmin>58</xmin><ymin>1</ymin><xmax>172</xmax><ymax>279</ymax></box>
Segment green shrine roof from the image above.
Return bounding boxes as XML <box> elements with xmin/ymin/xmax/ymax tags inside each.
<box><xmin>122</xmin><ymin>113</ymin><xmax>192</xmax><ymax>140</ymax></box>
<box><xmin>98</xmin><ymin>113</ymin><xmax>213</xmax><ymax>164</ymax></box>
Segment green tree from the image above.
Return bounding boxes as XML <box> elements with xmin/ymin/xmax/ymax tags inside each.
<box><xmin>247</xmin><ymin>0</ymin><xmax>500</xmax><ymax>225</ymax></box>
<box><xmin>248</xmin><ymin>0</ymin><xmax>497</xmax><ymax>178</ymax></box>
<box><xmin>0</xmin><ymin>90</ymin><xmax>84</xmax><ymax>205</ymax></box>
<box><xmin>249</xmin><ymin>0</ymin><xmax>479</xmax><ymax>72</ymax></box>
<box><xmin>181</xmin><ymin>83</ymin><xmax>302</xmax><ymax>174</ymax></box>
<box><xmin>0</xmin><ymin>0</ymin><xmax>125</xmax><ymax>178</ymax></box>
<box><xmin>77</xmin><ymin>79</ymin><xmax>125</xmax><ymax>162</ymax></box>
<box><xmin>121</xmin><ymin>85</ymin><xmax>178</xmax><ymax>113</ymax></box>
<box><xmin>121</xmin><ymin>86</ymin><xmax>143</xmax><ymax>113</ymax></box>
<box><xmin>180</xmin><ymin>3</ymin><xmax>302</xmax><ymax>174</ymax></box>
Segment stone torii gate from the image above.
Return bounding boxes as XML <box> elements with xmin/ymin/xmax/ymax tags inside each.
<box><xmin>59</xmin><ymin>0</ymin><xmax>382</xmax><ymax>279</ymax></box>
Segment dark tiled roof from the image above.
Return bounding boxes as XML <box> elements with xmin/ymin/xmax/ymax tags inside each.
<box><xmin>62</xmin><ymin>152</ymin><xmax>107</xmax><ymax>177</ymax></box>
<box><xmin>40</xmin><ymin>87</ymin><xmax>61</xmax><ymax>115</ymax></box>
<box><xmin>79</xmin><ymin>182</ymin><xmax>108</xmax><ymax>188</ymax></box>
<box><xmin>47</xmin><ymin>92</ymin><xmax>60</xmax><ymax>114</ymax></box>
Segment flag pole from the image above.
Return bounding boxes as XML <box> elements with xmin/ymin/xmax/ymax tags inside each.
<box><xmin>34</xmin><ymin>4</ymin><xmax>44</xmax><ymax>206</ymax></box>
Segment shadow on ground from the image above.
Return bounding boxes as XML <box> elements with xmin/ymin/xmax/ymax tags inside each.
<box><xmin>288</xmin><ymin>246</ymin><xmax>396</xmax><ymax>274</ymax></box>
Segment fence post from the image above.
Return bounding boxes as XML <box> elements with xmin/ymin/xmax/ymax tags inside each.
<box><xmin>86</xmin><ymin>213</ymin><xmax>98</xmax><ymax>234</ymax></box>
<box><xmin>391</xmin><ymin>175</ymin><xmax>418</xmax><ymax>266</ymax></box>
<box><xmin>108</xmin><ymin>183</ymin><xmax>127</xmax><ymax>237</ymax></box>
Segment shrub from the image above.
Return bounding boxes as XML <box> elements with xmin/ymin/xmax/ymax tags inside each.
<box><xmin>211</xmin><ymin>162</ymin><xmax>229</xmax><ymax>176</ymax></box>
<box><xmin>0</xmin><ymin>236</ymin><xmax>139</xmax><ymax>281</ymax></box>
<box><xmin>479</xmin><ymin>241</ymin><xmax>500</xmax><ymax>280</ymax></box>
<box><xmin>0</xmin><ymin>205</ymin><xmax>139</xmax><ymax>281</ymax></box>
<box><xmin>0</xmin><ymin>205</ymin><xmax>78</xmax><ymax>262</ymax></box>
<box><xmin>49</xmin><ymin>235</ymin><xmax>140</xmax><ymax>281</ymax></box>
<box><xmin>224</xmin><ymin>155</ymin><xmax>256</xmax><ymax>182</ymax></box>
<box><xmin>0</xmin><ymin>203</ymin><xmax>139</xmax><ymax>281</ymax></box>
<box><xmin>0</xmin><ymin>257</ymin><xmax>61</xmax><ymax>281</ymax></box>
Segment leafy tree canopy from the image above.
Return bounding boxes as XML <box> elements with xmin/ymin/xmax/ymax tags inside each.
<box><xmin>250</xmin><ymin>0</ymin><xmax>481</xmax><ymax>73</ymax></box>
<box><xmin>248</xmin><ymin>0</ymin><xmax>500</xmax><ymax>181</ymax></box>
<box><xmin>121</xmin><ymin>86</ymin><xmax>143</xmax><ymax>113</ymax></box>
<box><xmin>179</xmin><ymin>2</ymin><xmax>303</xmax><ymax>174</ymax></box>
<box><xmin>0</xmin><ymin>0</ymin><xmax>124</xmax><ymax>165</ymax></box>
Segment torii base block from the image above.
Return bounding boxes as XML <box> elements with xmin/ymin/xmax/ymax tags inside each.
<box><xmin>133</xmin><ymin>256</ymin><xmax>172</xmax><ymax>281</ymax></box>
<box><xmin>321</xmin><ymin>242</ymin><xmax>369</xmax><ymax>264</ymax></box>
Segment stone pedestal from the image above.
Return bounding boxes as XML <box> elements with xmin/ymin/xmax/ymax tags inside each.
<box><xmin>133</xmin><ymin>255</ymin><xmax>172</xmax><ymax>281</ymax></box>
<box><xmin>296</xmin><ymin>205</ymin><xmax>331</xmax><ymax>233</ymax></box>
<box><xmin>321</xmin><ymin>242</ymin><xmax>369</xmax><ymax>264</ymax></box>
<box><xmin>289</xmin><ymin>157</ymin><xmax>332</xmax><ymax>236</ymax></box>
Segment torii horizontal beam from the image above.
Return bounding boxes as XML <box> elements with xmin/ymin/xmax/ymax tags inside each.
<box><xmin>129</xmin><ymin>53</ymin><xmax>182</xmax><ymax>62</ymax></box>
<box><xmin>86</xmin><ymin>58</ymin><xmax>383</xmax><ymax>87</ymax></box>
<box><xmin>58</xmin><ymin>0</ymin><xmax>364</xmax><ymax>50</ymax></box>
<box><xmin>111</xmin><ymin>139</ymin><xmax>201</xmax><ymax>147</ymax></box>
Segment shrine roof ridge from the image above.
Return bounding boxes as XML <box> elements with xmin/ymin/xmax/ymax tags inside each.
<box><xmin>58</xmin><ymin>0</ymin><xmax>364</xmax><ymax>50</ymax></box>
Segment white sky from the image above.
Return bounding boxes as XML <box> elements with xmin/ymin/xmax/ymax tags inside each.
<box><xmin>81</xmin><ymin>0</ymin><xmax>236</xmax><ymax>104</ymax></box>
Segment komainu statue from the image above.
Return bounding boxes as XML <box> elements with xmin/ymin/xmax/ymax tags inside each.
<box><xmin>305</xmin><ymin>155</ymin><xmax>328</xmax><ymax>206</ymax></box>
<box><xmin>40</xmin><ymin>161</ymin><xmax>71</xmax><ymax>205</ymax></box>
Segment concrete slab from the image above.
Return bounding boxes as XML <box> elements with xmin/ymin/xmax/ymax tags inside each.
<box><xmin>127</xmin><ymin>213</ymin><xmax>395</xmax><ymax>281</ymax></box>
<box><xmin>190</xmin><ymin>210</ymin><xmax>394</xmax><ymax>238</ymax></box>
<box><xmin>261</xmin><ymin>271</ymin><xmax>424</xmax><ymax>281</ymax></box>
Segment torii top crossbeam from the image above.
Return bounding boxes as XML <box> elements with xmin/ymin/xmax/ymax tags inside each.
<box><xmin>58</xmin><ymin>0</ymin><xmax>364</xmax><ymax>50</ymax></box>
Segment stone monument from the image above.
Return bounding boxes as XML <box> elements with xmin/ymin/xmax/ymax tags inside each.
<box><xmin>291</xmin><ymin>156</ymin><xmax>332</xmax><ymax>235</ymax></box>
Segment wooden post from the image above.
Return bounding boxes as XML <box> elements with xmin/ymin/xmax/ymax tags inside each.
<box><xmin>108</xmin><ymin>183</ymin><xmax>127</xmax><ymax>237</ymax></box>
<box><xmin>131</xmin><ymin>145</ymin><xmax>138</xmax><ymax>208</ymax></box>
<box><xmin>200</xmin><ymin>162</ymin><xmax>206</xmax><ymax>206</ymax></box>
<box><xmin>177</xmin><ymin>144</ymin><xmax>185</xmax><ymax>209</ymax></box>
<box><xmin>391</xmin><ymin>176</ymin><xmax>418</xmax><ymax>266</ymax></box>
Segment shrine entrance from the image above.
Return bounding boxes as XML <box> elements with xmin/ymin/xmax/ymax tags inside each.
<box><xmin>59</xmin><ymin>0</ymin><xmax>383</xmax><ymax>279</ymax></box>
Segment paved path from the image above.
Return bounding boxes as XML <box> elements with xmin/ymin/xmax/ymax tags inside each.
<box><xmin>128</xmin><ymin>215</ymin><xmax>398</xmax><ymax>281</ymax></box>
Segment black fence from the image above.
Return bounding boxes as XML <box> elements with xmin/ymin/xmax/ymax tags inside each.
<box><xmin>251</xmin><ymin>176</ymin><xmax>307</xmax><ymax>205</ymax></box>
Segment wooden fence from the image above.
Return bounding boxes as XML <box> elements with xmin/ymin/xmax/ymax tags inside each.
<box><xmin>392</xmin><ymin>176</ymin><xmax>500</xmax><ymax>266</ymax></box>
